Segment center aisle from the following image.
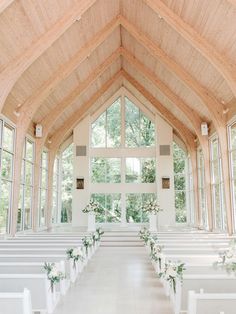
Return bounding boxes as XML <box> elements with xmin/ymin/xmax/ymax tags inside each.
<box><xmin>54</xmin><ymin>235</ymin><xmax>173</xmax><ymax>314</ymax></box>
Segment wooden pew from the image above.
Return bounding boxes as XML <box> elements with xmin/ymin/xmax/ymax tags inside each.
<box><xmin>0</xmin><ymin>288</ymin><xmax>32</xmax><ymax>314</ymax></box>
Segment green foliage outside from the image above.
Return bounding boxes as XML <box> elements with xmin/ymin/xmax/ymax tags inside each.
<box><xmin>61</xmin><ymin>144</ymin><xmax>73</xmax><ymax>223</ymax></box>
<box><xmin>173</xmin><ymin>142</ymin><xmax>187</xmax><ymax>223</ymax></box>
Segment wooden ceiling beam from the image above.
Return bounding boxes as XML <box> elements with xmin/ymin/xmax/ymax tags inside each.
<box><xmin>15</xmin><ymin>15</ymin><xmax>120</xmax><ymax>134</ymax></box>
<box><xmin>122</xmin><ymin>70</ymin><xmax>195</xmax><ymax>150</ymax></box>
<box><xmin>49</xmin><ymin>70</ymin><xmax>122</xmax><ymax>150</ymax></box>
<box><xmin>120</xmin><ymin>16</ymin><xmax>225</xmax><ymax>129</ymax></box>
<box><xmin>0</xmin><ymin>0</ymin><xmax>14</xmax><ymax>15</ymax></box>
<box><xmin>144</xmin><ymin>0</ymin><xmax>236</xmax><ymax>97</ymax></box>
<box><xmin>38</xmin><ymin>48</ymin><xmax>121</xmax><ymax>144</ymax></box>
<box><xmin>0</xmin><ymin>0</ymin><xmax>97</xmax><ymax>112</ymax></box>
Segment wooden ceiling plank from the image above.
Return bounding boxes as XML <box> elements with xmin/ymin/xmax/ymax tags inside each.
<box><xmin>49</xmin><ymin>70</ymin><xmax>122</xmax><ymax>149</ymax></box>
<box><xmin>144</xmin><ymin>0</ymin><xmax>236</xmax><ymax>97</ymax></box>
<box><xmin>120</xmin><ymin>16</ymin><xmax>225</xmax><ymax>128</ymax></box>
<box><xmin>0</xmin><ymin>0</ymin><xmax>14</xmax><ymax>15</ymax></box>
<box><xmin>0</xmin><ymin>0</ymin><xmax>97</xmax><ymax>113</ymax></box>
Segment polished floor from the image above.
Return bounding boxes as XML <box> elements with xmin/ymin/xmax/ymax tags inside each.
<box><xmin>54</xmin><ymin>246</ymin><xmax>173</xmax><ymax>314</ymax></box>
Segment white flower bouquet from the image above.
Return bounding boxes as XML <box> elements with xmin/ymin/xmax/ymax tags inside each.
<box><xmin>214</xmin><ymin>241</ymin><xmax>236</xmax><ymax>274</ymax></box>
<box><xmin>150</xmin><ymin>244</ymin><xmax>163</xmax><ymax>271</ymax></box>
<box><xmin>139</xmin><ymin>227</ymin><xmax>151</xmax><ymax>245</ymax></box>
<box><xmin>142</xmin><ymin>199</ymin><xmax>162</xmax><ymax>215</ymax></box>
<box><xmin>82</xmin><ymin>236</ymin><xmax>93</xmax><ymax>256</ymax></box>
<box><xmin>82</xmin><ymin>200</ymin><xmax>103</xmax><ymax>214</ymax></box>
<box><xmin>160</xmin><ymin>261</ymin><xmax>185</xmax><ymax>294</ymax></box>
<box><xmin>43</xmin><ymin>262</ymin><xmax>65</xmax><ymax>292</ymax></box>
<box><xmin>66</xmin><ymin>247</ymin><xmax>84</xmax><ymax>269</ymax></box>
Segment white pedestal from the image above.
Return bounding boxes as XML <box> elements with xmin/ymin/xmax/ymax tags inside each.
<box><xmin>149</xmin><ymin>213</ymin><xmax>157</xmax><ymax>232</ymax></box>
<box><xmin>88</xmin><ymin>213</ymin><xmax>96</xmax><ymax>232</ymax></box>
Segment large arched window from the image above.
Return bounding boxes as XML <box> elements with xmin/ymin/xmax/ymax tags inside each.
<box><xmin>90</xmin><ymin>93</ymin><xmax>156</xmax><ymax>224</ymax></box>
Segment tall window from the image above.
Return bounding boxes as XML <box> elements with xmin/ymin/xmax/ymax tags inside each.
<box><xmin>210</xmin><ymin>137</ymin><xmax>226</xmax><ymax>230</ymax></box>
<box><xmin>91</xmin><ymin>94</ymin><xmax>156</xmax><ymax>224</ymax></box>
<box><xmin>52</xmin><ymin>156</ymin><xmax>60</xmax><ymax>224</ymax></box>
<box><xmin>228</xmin><ymin>122</ymin><xmax>236</xmax><ymax>230</ymax></box>
<box><xmin>0</xmin><ymin>121</ymin><xmax>15</xmax><ymax>234</ymax></box>
<box><xmin>39</xmin><ymin>150</ymin><xmax>48</xmax><ymax>227</ymax></box>
<box><xmin>173</xmin><ymin>142</ymin><xmax>187</xmax><ymax>223</ymax></box>
<box><xmin>197</xmin><ymin>148</ymin><xmax>208</xmax><ymax>228</ymax></box>
<box><xmin>18</xmin><ymin>138</ymin><xmax>34</xmax><ymax>231</ymax></box>
<box><xmin>61</xmin><ymin>144</ymin><xmax>73</xmax><ymax>223</ymax></box>
<box><xmin>186</xmin><ymin>157</ymin><xmax>195</xmax><ymax>225</ymax></box>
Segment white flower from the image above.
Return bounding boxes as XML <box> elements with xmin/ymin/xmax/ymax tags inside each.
<box><xmin>72</xmin><ymin>248</ymin><xmax>82</xmax><ymax>257</ymax></box>
<box><xmin>226</xmin><ymin>249</ymin><xmax>234</xmax><ymax>259</ymax></box>
<box><xmin>166</xmin><ymin>266</ymin><xmax>177</xmax><ymax>278</ymax></box>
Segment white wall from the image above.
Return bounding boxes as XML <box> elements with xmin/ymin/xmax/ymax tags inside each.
<box><xmin>155</xmin><ymin>114</ymin><xmax>175</xmax><ymax>227</ymax></box>
<box><xmin>72</xmin><ymin>112</ymin><xmax>175</xmax><ymax>228</ymax></box>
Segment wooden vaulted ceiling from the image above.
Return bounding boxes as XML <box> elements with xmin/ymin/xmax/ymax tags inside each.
<box><xmin>1</xmin><ymin>0</ymin><xmax>236</xmax><ymax>150</ymax></box>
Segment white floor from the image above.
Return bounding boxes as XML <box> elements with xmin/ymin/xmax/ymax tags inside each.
<box><xmin>54</xmin><ymin>246</ymin><xmax>173</xmax><ymax>314</ymax></box>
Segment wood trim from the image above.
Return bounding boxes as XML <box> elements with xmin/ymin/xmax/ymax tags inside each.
<box><xmin>49</xmin><ymin>70</ymin><xmax>122</xmax><ymax>150</ymax></box>
<box><xmin>0</xmin><ymin>0</ymin><xmax>14</xmax><ymax>15</ymax></box>
<box><xmin>144</xmin><ymin>0</ymin><xmax>236</xmax><ymax>97</ymax></box>
<box><xmin>0</xmin><ymin>0</ymin><xmax>97</xmax><ymax>113</ymax></box>
<box><xmin>120</xmin><ymin>16</ymin><xmax>225</xmax><ymax>128</ymax></box>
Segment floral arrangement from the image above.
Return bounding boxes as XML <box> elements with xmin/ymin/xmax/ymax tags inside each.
<box><xmin>82</xmin><ymin>236</ymin><xmax>93</xmax><ymax>255</ymax></box>
<box><xmin>43</xmin><ymin>262</ymin><xmax>65</xmax><ymax>292</ymax></box>
<box><xmin>150</xmin><ymin>244</ymin><xmax>163</xmax><ymax>271</ymax></box>
<box><xmin>159</xmin><ymin>261</ymin><xmax>185</xmax><ymax>294</ymax></box>
<box><xmin>148</xmin><ymin>235</ymin><xmax>158</xmax><ymax>252</ymax></box>
<box><xmin>96</xmin><ymin>227</ymin><xmax>104</xmax><ymax>237</ymax></box>
<box><xmin>139</xmin><ymin>227</ymin><xmax>151</xmax><ymax>245</ymax></box>
<box><xmin>82</xmin><ymin>200</ymin><xmax>103</xmax><ymax>214</ymax></box>
<box><xmin>214</xmin><ymin>241</ymin><xmax>236</xmax><ymax>274</ymax></box>
<box><xmin>66</xmin><ymin>247</ymin><xmax>84</xmax><ymax>269</ymax></box>
<box><xmin>142</xmin><ymin>199</ymin><xmax>162</xmax><ymax>215</ymax></box>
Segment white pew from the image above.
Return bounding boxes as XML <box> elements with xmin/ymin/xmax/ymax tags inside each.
<box><xmin>172</xmin><ymin>275</ymin><xmax>236</xmax><ymax>314</ymax></box>
<box><xmin>0</xmin><ymin>261</ymin><xmax>70</xmax><ymax>295</ymax></box>
<box><xmin>188</xmin><ymin>290</ymin><xmax>236</xmax><ymax>314</ymax></box>
<box><xmin>0</xmin><ymin>288</ymin><xmax>32</xmax><ymax>314</ymax></box>
<box><xmin>0</xmin><ymin>274</ymin><xmax>59</xmax><ymax>313</ymax></box>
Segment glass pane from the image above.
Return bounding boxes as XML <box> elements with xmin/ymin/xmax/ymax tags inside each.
<box><xmin>213</xmin><ymin>184</ymin><xmax>222</xmax><ymax>229</ymax></box>
<box><xmin>91</xmin><ymin>158</ymin><xmax>106</xmax><ymax>183</ymax></box>
<box><xmin>41</xmin><ymin>151</ymin><xmax>48</xmax><ymax>169</ymax></box>
<box><xmin>142</xmin><ymin>193</ymin><xmax>156</xmax><ymax>223</ymax></box>
<box><xmin>175</xmin><ymin>191</ymin><xmax>187</xmax><ymax>223</ymax></box>
<box><xmin>140</xmin><ymin>113</ymin><xmax>155</xmax><ymax>147</ymax></box>
<box><xmin>125</xmin><ymin>97</ymin><xmax>140</xmax><ymax>147</ymax></box>
<box><xmin>232</xmin><ymin>150</ymin><xmax>236</xmax><ymax>179</ymax></box>
<box><xmin>0</xmin><ymin>180</ymin><xmax>11</xmax><ymax>233</ymax></box>
<box><xmin>25</xmin><ymin>139</ymin><xmax>34</xmax><ymax>162</ymax></box>
<box><xmin>126</xmin><ymin>194</ymin><xmax>142</xmax><ymax>223</ymax></box>
<box><xmin>17</xmin><ymin>186</ymin><xmax>23</xmax><ymax>232</ymax></box>
<box><xmin>212</xmin><ymin>138</ymin><xmax>218</xmax><ymax>160</ymax></box>
<box><xmin>106</xmin><ymin>194</ymin><xmax>121</xmax><ymax>223</ymax></box>
<box><xmin>52</xmin><ymin>191</ymin><xmax>58</xmax><ymax>224</ymax></box>
<box><xmin>174</xmin><ymin>175</ymin><xmax>186</xmax><ymax>190</ymax></box>
<box><xmin>107</xmin><ymin>98</ymin><xmax>121</xmax><ymax>148</ymax></box>
<box><xmin>92</xmin><ymin>194</ymin><xmax>106</xmax><ymax>223</ymax></box>
<box><xmin>25</xmin><ymin>161</ymin><xmax>33</xmax><ymax>186</ymax></box>
<box><xmin>141</xmin><ymin>158</ymin><xmax>156</xmax><ymax>183</ymax></box>
<box><xmin>212</xmin><ymin>160</ymin><xmax>220</xmax><ymax>183</ymax></box>
<box><xmin>39</xmin><ymin>189</ymin><xmax>46</xmax><ymax>226</ymax></box>
<box><xmin>106</xmin><ymin>158</ymin><xmax>121</xmax><ymax>183</ymax></box>
<box><xmin>1</xmin><ymin>150</ymin><xmax>13</xmax><ymax>180</ymax></box>
<box><xmin>24</xmin><ymin>185</ymin><xmax>32</xmax><ymax>229</ymax></box>
<box><xmin>230</xmin><ymin>123</ymin><xmax>236</xmax><ymax>150</ymax></box>
<box><xmin>3</xmin><ymin>124</ymin><xmax>14</xmax><ymax>152</ymax></box>
<box><xmin>91</xmin><ymin>112</ymin><xmax>106</xmax><ymax>147</ymax></box>
<box><xmin>126</xmin><ymin>158</ymin><xmax>141</xmax><ymax>183</ymax></box>
<box><xmin>173</xmin><ymin>142</ymin><xmax>186</xmax><ymax>174</ymax></box>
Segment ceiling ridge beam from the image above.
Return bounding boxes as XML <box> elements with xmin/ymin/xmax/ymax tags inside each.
<box><xmin>0</xmin><ymin>0</ymin><xmax>14</xmax><ymax>15</ymax></box>
<box><xmin>15</xmin><ymin>15</ymin><xmax>120</xmax><ymax>136</ymax></box>
<box><xmin>122</xmin><ymin>69</ymin><xmax>195</xmax><ymax>149</ymax></box>
<box><xmin>120</xmin><ymin>16</ymin><xmax>225</xmax><ymax>129</ymax></box>
<box><xmin>0</xmin><ymin>0</ymin><xmax>97</xmax><ymax>112</ymax></box>
<box><xmin>143</xmin><ymin>0</ymin><xmax>236</xmax><ymax>97</ymax></box>
<box><xmin>38</xmin><ymin>48</ymin><xmax>121</xmax><ymax>145</ymax></box>
<box><xmin>121</xmin><ymin>47</ymin><xmax>204</xmax><ymax>136</ymax></box>
<box><xmin>49</xmin><ymin>70</ymin><xmax>122</xmax><ymax>149</ymax></box>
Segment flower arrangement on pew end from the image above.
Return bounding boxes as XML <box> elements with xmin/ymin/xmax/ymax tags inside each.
<box><xmin>66</xmin><ymin>247</ymin><xmax>84</xmax><ymax>269</ymax></box>
<box><xmin>150</xmin><ymin>244</ymin><xmax>163</xmax><ymax>273</ymax></box>
<box><xmin>139</xmin><ymin>227</ymin><xmax>151</xmax><ymax>245</ymax></box>
<box><xmin>43</xmin><ymin>262</ymin><xmax>65</xmax><ymax>292</ymax></box>
<box><xmin>159</xmin><ymin>261</ymin><xmax>185</xmax><ymax>294</ymax></box>
<box><xmin>82</xmin><ymin>236</ymin><xmax>93</xmax><ymax>256</ymax></box>
<box><xmin>142</xmin><ymin>199</ymin><xmax>162</xmax><ymax>215</ymax></box>
<box><xmin>214</xmin><ymin>241</ymin><xmax>236</xmax><ymax>274</ymax></box>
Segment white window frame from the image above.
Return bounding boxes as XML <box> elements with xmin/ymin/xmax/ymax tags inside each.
<box><xmin>197</xmin><ymin>147</ymin><xmax>208</xmax><ymax>229</ymax></box>
<box><xmin>39</xmin><ymin>149</ymin><xmax>48</xmax><ymax>227</ymax></box>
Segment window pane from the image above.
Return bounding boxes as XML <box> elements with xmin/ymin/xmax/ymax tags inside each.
<box><xmin>39</xmin><ymin>189</ymin><xmax>46</xmax><ymax>226</ymax></box>
<box><xmin>126</xmin><ymin>158</ymin><xmax>141</xmax><ymax>183</ymax></box>
<box><xmin>1</xmin><ymin>150</ymin><xmax>13</xmax><ymax>180</ymax></box>
<box><xmin>106</xmin><ymin>194</ymin><xmax>121</xmax><ymax>223</ymax></box>
<box><xmin>125</xmin><ymin>98</ymin><xmax>140</xmax><ymax>147</ymax></box>
<box><xmin>0</xmin><ymin>180</ymin><xmax>11</xmax><ymax>233</ymax></box>
<box><xmin>91</xmin><ymin>158</ymin><xmax>106</xmax><ymax>183</ymax></box>
<box><xmin>140</xmin><ymin>113</ymin><xmax>155</xmax><ymax>147</ymax></box>
<box><xmin>213</xmin><ymin>185</ymin><xmax>222</xmax><ymax>229</ymax></box>
<box><xmin>106</xmin><ymin>158</ymin><xmax>121</xmax><ymax>183</ymax></box>
<box><xmin>25</xmin><ymin>161</ymin><xmax>33</xmax><ymax>186</ymax></box>
<box><xmin>141</xmin><ymin>158</ymin><xmax>156</xmax><ymax>183</ymax></box>
<box><xmin>24</xmin><ymin>185</ymin><xmax>32</xmax><ymax>229</ymax></box>
<box><xmin>230</xmin><ymin>123</ymin><xmax>236</xmax><ymax>150</ymax></box>
<box><xmin>174</xmin><ymin>175</ymin><xmax>186</xmax><ymax>191</ymax></box>
<box><xmin>91</xmin><ymin>112</ymin><xmax>106</xmax><ymax>147</ymax></box>
<box><xmin>92</xmin><ymin>194</ymin><xmax>106</xmax><ymax>223</ymax></box>
<box><xmin>17</xmin><ymin>186</ymin><xmax>23</xmax><ymax>231</ymax></box>
<box><xmin>232</xmin><ymin>150</ymin><xmax>236</xmax><ymax>179</ymax></box>
<box><xmin>25</xmin><ymin>140</ymin><xmax>34</xmax><ymax>162</ymax></box>
<box><xmin>126</xmin><ymin>193</ymin><xmax>142</xmax><ymax>223</ymax></box>
<box><xmin>41</xmin><ymin>168</ymin><xmax>47</xmax><ymax>189</ymax></box>
<box><xmin>175</xmin><ymin>191</ymin><xmax>187</xmax><ymax>223</ymax></box>
<box><xmin>41</xmin><ymin>151</ymin><xmax>48</xmax><ymax>168</ymax></box>
<box><xmin>3</xmin><ymin>125</ymin><xmax>14</xmax><ymax>152</ymax></box>
<box><xmin>212</xmin><ymin>139</ymin><xmax>218</xmax><ymax>160</ymax></box>
<box><xmin>107</xmin><ymin>99</ymin><xmax>121</xmax><ymax>148</ymax></box>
